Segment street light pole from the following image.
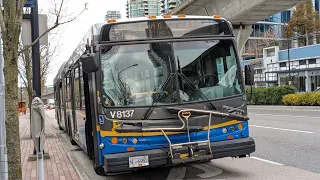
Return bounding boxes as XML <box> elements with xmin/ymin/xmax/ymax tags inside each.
<box><xmin>287</xmin><ymin>34</ymin><xmax>291</xmax><ymax>85</ymax></box>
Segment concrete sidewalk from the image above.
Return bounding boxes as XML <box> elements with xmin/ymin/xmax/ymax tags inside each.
<box><xmin>19</xmin><ymin>111</ymin><xmax>80</xmax><ymax>180</ymax></box>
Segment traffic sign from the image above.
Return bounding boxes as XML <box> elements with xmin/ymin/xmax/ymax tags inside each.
<box><xmin>24</xmin><ymin>0</ymin><xmax>35</xmax><ymax>8</ymax></box>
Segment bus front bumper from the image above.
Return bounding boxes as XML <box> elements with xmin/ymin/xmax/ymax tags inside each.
<box><xmin>103</xmin><ymin>137</ymin><xmax>255</xmax><ymax>173</ymax></box>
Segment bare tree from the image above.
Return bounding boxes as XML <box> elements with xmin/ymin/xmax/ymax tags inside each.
<box><xmin>0</xmin><ymin>0</ymin><xmax>87</xmax><ymax>179</ymax></box>
<box><xmin>243</xmin><ymin>28</ymin><xmax>278</xmax><ymax>58</ymax></box>
<box><xmin>19</xmin><ymin>29</ymin><xmax>62</xmax><ymax>106</ymax></box>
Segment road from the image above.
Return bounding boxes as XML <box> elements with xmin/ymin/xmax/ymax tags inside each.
<box><xmin>46</xmin><ymin>106</ymin><xmax>320</xmax><ymax>180</ymax></box>
<box><xmin>248</xmin><ymin>106</ymin><xmax>320</xmax><ymax>174</ymax></box>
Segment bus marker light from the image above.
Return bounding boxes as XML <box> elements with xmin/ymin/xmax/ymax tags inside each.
<box><xmin>99</xmin><ymin>143</ymin><xmax>105</xmax><ymax>149</ymax></box>
<box><xmin>107</xmin><ymin>19</ymin><xmax>117</xmax><ymax>23</ymax></box>
<box><xmin>222</xmin><ymin>128</ymin><xmax>227</xmax><ymax>134</ymax></box>
<box><xmin>122</xmin><ymin>138</ymin><xmax>128</xmax><ymax>144</ymax></box>
<box><xmin>127</xmin><ymin>147</ymin><xmax>135</xmax><ymax>151</ymax></box>
<box><xmin>227</xmin><ymin>135</ymin><xmax>233</xmax><ymax>139</ymax></box>
<box><xmin>238</xmin><ymin>124</ymin><xmax>243</xmax><ymax>130</ymax></box>
<box><xmin>132</xmin><ymin>138</ymin><xmax>138</xmax><ymax>144</ymax></box>
<box><xmin>148</xmin><ymin>15</ymin><xmax>156</xmax><ymax>19</ymax></box>
<box><xmin>178</xmin><ymin>14</ymin><xmax>186</xmax><ymax>18</ymax></box>
<box><xmin>111</xmin><ymin>137</ymin><xmax>118</xmax><ymax>144</ymax></box>
<box><xmin>163</xmin><ymin>15</ymin><xmax>171</xmax><ymax>18</ymax></box>
<box><xmin>213</xmin><ymin>15</ymin><xmax>221</xmax><ymax>18</ymax></box>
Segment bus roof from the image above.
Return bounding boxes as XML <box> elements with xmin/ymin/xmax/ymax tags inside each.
<box><xmin>53</xmin><ymin>15</ymin><xmax>231</xmax><ymax>84</ymax></box>
<box><xmin>104</xmin><ymin>15</ymin><xmax>228</xmax><ymax>24</ymax></box>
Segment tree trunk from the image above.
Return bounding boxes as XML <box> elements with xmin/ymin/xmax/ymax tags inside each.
<box><xmin>2</xmin><ymin>1</ymin><xmax>24</xmax><ymax>179</ymax></box>
<box><xmin>3</xmin><ymin>33</ymin><xmax>22</xmax><ymax>179</ymax></box>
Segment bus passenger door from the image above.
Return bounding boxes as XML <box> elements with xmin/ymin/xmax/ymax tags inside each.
<box><xmin>61</xmin><ymin>77</ymin><xmax>67</xmax><ymax>130</ymax></box>
<box><xmin>72</xmin><ymin>66</ymin><xmax>80</xmax><ymax>141</ymax></box>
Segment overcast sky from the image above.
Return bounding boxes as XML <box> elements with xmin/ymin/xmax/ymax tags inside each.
<box><xmin>39</xmin><ymin>0</ymin><xmax>127</xmax><ymax>86</ymax></box>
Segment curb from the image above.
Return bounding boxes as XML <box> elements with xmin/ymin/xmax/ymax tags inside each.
<box><xmin>46</xmin><ymin>113</ymin><xmax>91</xmax><ymax>180</ymax></box>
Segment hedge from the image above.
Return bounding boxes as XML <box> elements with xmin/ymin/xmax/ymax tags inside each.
<box><xmin>282</xmin><ymin>92</ymin><xmax>320</xmax><ymax>106</ymax></box>
<box><xmin>246</xmin><ymin>85</ymin><xmax>297</xmax><ymax>105</ymax></box>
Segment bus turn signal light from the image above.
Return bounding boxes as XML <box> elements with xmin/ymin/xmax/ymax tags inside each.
<box><xmin>238</xmin><ymin>123</ymin><xmax>243</xmax><ymax>130</ymax></box>
<box><xmin>111</xmin><ymin>137</ymin><xmax>118</xmax><ymax>144</ymax></box>
<box><xmin>227</xmin><ymin>135</ymin><xmax>234</xmax><ymax>139</ymax></box>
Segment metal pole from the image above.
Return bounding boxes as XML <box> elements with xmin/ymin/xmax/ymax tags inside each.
<box><xmin>20</xmin><ymin>83</ymin><xmax>23</xmax><ymax>102</ymax></box>
<box><xmin>37</xmin><ymin>152</ymin><xmax>44</xmax><ymax>180</ymax></box>
<box><xmin>31</xmin><ymin>0</ymin><xmax>41</xmax><ymax>155</ymax></box>
<box><xmin>0</xmin><ymin>27</ymin><xmax>8</xmax><ymax>180</ymax></box>
<box><xmin>31</xmin><ymin>0</ymin><xmax>41</xmax><ymax>97</ymax></box>
<box><xmin>287</xmin><ymin>38</ymin><xmax>291</xmax><ymax>85</ymax></box>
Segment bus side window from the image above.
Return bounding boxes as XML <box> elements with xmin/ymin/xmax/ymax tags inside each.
<box><xmin>80</xmin><ymin>66</ymin><xmax>86</xmax><ymax>113</ymax></box>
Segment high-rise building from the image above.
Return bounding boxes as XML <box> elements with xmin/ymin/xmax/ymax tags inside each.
<box><xmin>105</xmin><ymin>11</ymin><xmax>121</xmax><ymax>20</ymax></box>
<box><xmin>243</xmin><ymin>0</ymin><xmax>320</xmax><ymax>59</ymax></box>
<box><xmin>126</xmin><ymin>0</ymin><xmax>161</xmax><ymax>18</ymax></box>
<box><xmin>160</xmin><ymin>0</ymin><xmax>184</xmax><ymax>15</ymax></box>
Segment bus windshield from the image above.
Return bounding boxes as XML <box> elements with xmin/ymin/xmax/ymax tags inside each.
<box><xmin>101</xmin><ymin>40</ymin><xmax>242</xmax><ymax>107</ymax></box>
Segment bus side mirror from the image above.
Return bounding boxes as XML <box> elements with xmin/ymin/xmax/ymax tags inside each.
<box><xmin>245</xmin><ymin>64</ymin><xmax>254</xmax><ymax>85</ymax></box>
<box><xmin>80</xmin><ymin>53</ymin><xmax>99</xmax><ymax>73</ymax></box>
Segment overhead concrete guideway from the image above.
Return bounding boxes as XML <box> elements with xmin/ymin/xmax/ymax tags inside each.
<box><xmin>168</xmin><ymin>0</ymin><xmax>305</xmax><ymax>56</ymax></box>
<box><xmin>41</xmin><ymin>92</ymin><xmax>54</xmax><ymax>105</ymax></box>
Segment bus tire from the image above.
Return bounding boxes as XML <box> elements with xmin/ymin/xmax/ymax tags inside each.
<box><xmin>69</xmin><ymin>118</ymin><xmax>77</xmax><ymax>145</ymax></box>
<box><xmin>93</xmin><ymin>156</ymin><xmax>106</xmax><ymax>176</ymax></box>
<box><xmin>58</xmin><ymin>120</ymin><xmax>63</xmax><ymax>130</ymax></box>
<box><xmin>56</xmin><ymin>112</ymin><xmax>63</xmax><ymax>130</ymax></box>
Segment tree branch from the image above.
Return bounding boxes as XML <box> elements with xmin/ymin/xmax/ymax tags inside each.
<box><xmin>17</xmin><ymin>1</ymin><xmax>88</xmax><ymax>55</ymax></box>
<box><xmin>56</xmin><ymin>0</ymin><xmax>65</xmax><ymax>24</ymax></box>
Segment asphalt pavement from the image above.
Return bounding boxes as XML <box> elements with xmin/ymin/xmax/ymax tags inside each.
<box><xmin>46</xmin><ymin>106</ymin><xmax>320</xmax><ymax>180</ymax></box>
<box><xmin>248</xmin><ymin>105</ymin><xmax>320</xmax><ymax>174</ymax></box>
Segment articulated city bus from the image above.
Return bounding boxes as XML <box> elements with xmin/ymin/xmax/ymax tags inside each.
<box><xmin>54</xmin><ymin>15</ymin><xmax>255</xmax><ymax>175</ymax></box>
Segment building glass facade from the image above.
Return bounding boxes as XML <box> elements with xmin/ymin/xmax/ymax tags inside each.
<box><xmin>243</xmin><ymin>0</ymin><xmax>319</xmax><ymax>60</ymax></box>
<box><xmin>105</xmin><ymin>11</ymin><xmax>121</xmax><ymax>20</ymax></box>
<box><xmin>127</xmin><ymin>0</ymin><xmax>161</xmax><ymax>18</ymax></box>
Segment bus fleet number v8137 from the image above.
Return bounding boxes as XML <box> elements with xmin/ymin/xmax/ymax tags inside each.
<box><xmin>109</xmin><ymin>110</ymin><xmax>135</xmax><ymax>119</ymax></box>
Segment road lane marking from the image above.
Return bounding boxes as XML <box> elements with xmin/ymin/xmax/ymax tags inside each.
<box><xmin>250</xmin><ymin>125</ymin><xmax>314</xmax><ymax>134</ymax></box>
<box><xmin>249</xmin><ymin>113</ymin><xmax>318</xmax><ymax>119</ymax></box>
<box><xmin>250</xmin><ymin>156</ymin><xmax>283</xmax><ymax>166</ymax></box>
<box><xmin>166</xmin><ymin>167</ymin><xmax>187</xmax><ymax>180</ymax></box>
<box><xmin>191</xmin><ymin>164</ymin><xmax>223</xmax><ymax>178</ymax></box>
<box><xmin>248</xmin><ymin>107</ymin><xmax>320</xmax><ymax>112</ymax></box>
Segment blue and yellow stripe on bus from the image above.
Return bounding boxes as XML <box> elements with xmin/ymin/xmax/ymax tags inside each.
<box><xmin>97</xmin><ymin>119</ymin><xmax>243</xmax><ymax>137</ymax></box>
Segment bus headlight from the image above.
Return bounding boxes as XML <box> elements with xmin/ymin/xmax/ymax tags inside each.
<box><xmin>230</xmin><ymin>126</ymin><xmax>236</xmax><ymax>132</ymax></box>
<box><xmin>122</xmin><ymin>138</ymin><xmax>128</xmax><ymax>144</ymax></box>
<box><xmin>99</xmin><ymin>143</ymin><xmax>104</xmax><ymax>149</ymax></box>
<box><xmin>132</xmin><ymin>138</ymin><xmax>138</xmax><ymax>144</ymax></box>
<box><xmin>222</xmin><ymin>128</ymin><xmax>228</xmax><ymax>134</ymax></box>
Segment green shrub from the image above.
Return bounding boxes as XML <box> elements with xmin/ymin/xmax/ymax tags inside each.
<box><xmin>282</xmin><ymin>92</ymin><xmax>320</xmax><ymax>106</ymax></box>
<box><xmin>247</xmin><ymin>85</ymin><xmax>297</xmax><ymax>105</ymax></box>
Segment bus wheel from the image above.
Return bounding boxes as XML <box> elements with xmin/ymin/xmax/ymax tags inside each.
<box><xmin>58</xmin><ymin>120</ymin><xmax>63</xmax><ymax>130</ymax></box>
<box><xmin>93</xmin><ymin>156</ymin><xmax>106</xmax><ymax>176</ymax></box>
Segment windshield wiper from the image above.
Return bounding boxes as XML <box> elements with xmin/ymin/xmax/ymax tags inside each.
<box><xmin>141</xmin><ymin>74</ymin><xmax>174</xmax><ymax>120</ymax></box>
<box><xmin>178</xmin><ymin>73</ymin><xmax>217</xmax><ymax>111</ymax></box>
<box><xmin>176</xmin><ymin>56</ymin><xmax>217</xmax><ymax>111</ymax></box>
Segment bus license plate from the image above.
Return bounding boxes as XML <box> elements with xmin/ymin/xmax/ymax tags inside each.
<box><xmin>129</xmin><ymin>156</ymin><xmax>149</xmax><ymax>168</ymax></box>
